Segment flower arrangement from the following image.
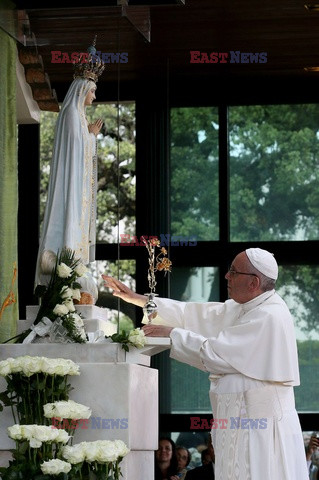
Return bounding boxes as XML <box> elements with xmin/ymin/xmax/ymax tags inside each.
<box><xmin>62</xmin><ymin>439</ymin><xmax>130</xmax><ymax>479</ymax></box>
<box><xmin>0</xmin><ymin>356</ymin><xmax>79</xmax><ymax>425</ymax></box>
<box><xmin>141</xmin><ymin>237</ymin><xmax>172</xmax><ymax>294</ymax></box>
<box><xmin>109</xmin><ymin>327</ymin><xmax>146</xmax><ymax>352</ymax></box>
<box><xmin>0</xmin><ymin>355</ymin><xmax>129</xmax><ymax>480</ymax></box>
<box><xmin>6</xmin><ymin>248</ymin><xmax>88</xmax><ymax>344</ymax></box>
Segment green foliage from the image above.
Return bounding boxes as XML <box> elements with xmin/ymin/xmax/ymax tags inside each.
<box><xmin>109</xmin><ymin>330</ymin><xmax>132</xmax><ymax>352</ymax></box>
<box><xmin>228</xmin><ymin>104</ymin><xmax>319</xmax><ymax>241</ymax></box>
<box><xmin>295</xmin><ymin>340</ymin><xmax>319</xmax><ymax>411</ymax></box>
<box><xmin>171</xmin><ymin>104</ymin><xmax>319</xmax><ymax>242</ymax></box>
<box><xmin>170</xmin><ymin>107</ymin><xmax>219</xmax><ymax>241</ymax></box>
<box><xmin>276</xmin><ymin>265</ymin><xmax>319</xmax><ymax>337</ymax></box>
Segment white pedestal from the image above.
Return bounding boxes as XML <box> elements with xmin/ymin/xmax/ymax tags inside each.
<box><xmin>17</xmin><ymin>305</ymin><xmax>117</xmax><ymax>337</ymax></box>
<box><xmin>0</xmin><ymin>338</ymin><xmax>171</xmax><ymax>478</ymax></box>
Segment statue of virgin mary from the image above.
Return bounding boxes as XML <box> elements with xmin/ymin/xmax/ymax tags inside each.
<box><xmin>35</xmin><ymin>43</ymin><xmax>105</xmax><ymax>303</ymax></box>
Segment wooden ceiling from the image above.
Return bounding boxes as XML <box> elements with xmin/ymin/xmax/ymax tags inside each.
<box><xmin>13</xmin><ymin>0</ymin><xmax>319</xmax><ymax>92</ymax></box>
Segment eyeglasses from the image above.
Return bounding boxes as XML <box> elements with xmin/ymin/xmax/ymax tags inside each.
<box><xmin>228</xmin><ymin>268</ymin><xmax>258</xmax><ymax>277</ymax></box>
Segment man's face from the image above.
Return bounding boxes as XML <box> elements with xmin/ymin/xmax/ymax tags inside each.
<box><xmin>225</xmin><ymin>252</ymin><xmax>259</xmax><ymax>304</ymax></box>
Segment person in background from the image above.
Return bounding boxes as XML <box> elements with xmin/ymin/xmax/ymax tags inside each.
<box><xmin>306</xmin><ymin>434</ymin><xmax>319</xmax><ymax>479</ymax></box>
<box><xmin>175</xmin><ymin>446</ymin><xmax>191</xmax><ymax>479</ymax></box>
<box><xmin>155</xmin><ymin>437</ymin><xmax>179</xmax><ymax>480</ymax></box>
<box><xmin>185</xmin><ymin>436</ymin><xmax>215</xmax><ymax>480</ymax></box>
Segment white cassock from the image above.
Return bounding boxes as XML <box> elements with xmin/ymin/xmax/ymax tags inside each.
<box><xmin>147</xmin><ymin>290</ymin><xmax>308</xmax><ymax>480</ymax></box>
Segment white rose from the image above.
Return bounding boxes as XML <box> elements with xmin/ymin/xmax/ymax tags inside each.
<box><xmin>43</xmin><ymin>403</ymin><xmax>55</xmax><ymax>418</ymax></box>
<box><xmin>55</xmin><ymin>429</ymin><xmax>70</xmax><ymax>444</ymax></box>
<box><xmin>84</xmin><ymin>441</ymin><xmax>101</xmax><ymax>463</ymax></box>
<box><xmin>72</xmin><ymin>288</ymin><xmax>81</xmax><ymax>301</ymax></box>
<box><xmin>53</xmin><ymin>304</ymin><xmax>69</xmax><ymax>316</ymax></box>
<box><xmin>74</xmin><ymin>263</ymin><xmax>87</xmax><ymax>277</ymax></box>
<box><xmin>22</xmin><ymin>356</ymin><xmax>42</xmax><ymax>377</ymax></box>
<box><xmin>113</xmin><ymin>439</ymin><xmax>130</xmax><ymax>458</ymax></box>
<box><xmin>95</xmin><ymin>440</ymin><xmax>118</xmax><ymax>462</ymax></box>
<box><xmin>128</xmin><ymin>328</ymin><xmax>146</xmax><ymax>349</ymax></box>
<box><xmin>20</xmin><ymin>425</ymin><xmax>35</xmax><ymax>440</ymax></box>
<box><xmin>29</xmin><ymin>437</ymin><xmax>42</xmax><ymax>448</ymax></box>
<box><xmin>63</xmin><ymin>299</ymin><xmax>76</xmax><ymax>312</ymax></box>
<box><xmin>0</xmin><ymin>359</ymin><xmax>12</xmax><ymax>376</ymax></box>
<box><xmin>41</xmin><ymin>459</ymin><xmax>72</xmax><ymax>475</ymax></box>
<box><xmin>57</xmin><ymin>263</ymin><xmax>73</xmax><ymax>278</ymax></box>
<box><xmin>8</xmin><ymin>425</ymin><xmax>23</xmax><ymax>440</ymax></box>
<box><xmin>44</xmin><ymin>400</ymin><xmax>91</xmax><ymax>420</ymax></box>
<box><xmin>9</xmin><ymin>356</ymin><xmax>24</xmax><ymax>373</ymax></box>
<box><xmin>60</xmin><ymin>286</ymin><xmax>73</xmax><ymax>299</ymax></box>
<box><xmin>41</xmin><ymin>358</ymin><xmax>80</xmax><ymax>376</ymax></box>
<box><xmin>30</xmin><ymin>425</ymin><xmax>59</xmax><ymax>442</ymax></box>
<box><xmin>62</xmin><ymin>444</ymin><xmax>86</xmax><ymax>464</ymax></box>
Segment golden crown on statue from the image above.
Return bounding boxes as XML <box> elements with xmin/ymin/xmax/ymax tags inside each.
<box><xmin>73</xmin><ymin>35</ymin><xmax>105</xmax><ymax>83</ymax></box>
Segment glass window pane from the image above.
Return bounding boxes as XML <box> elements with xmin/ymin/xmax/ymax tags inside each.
<box><xmin>170</xmin><ymin>107</ymin><xmax>219</xmax><ymax>241</ymax></box>
<box><xmin>276</xmin><ymin>265</ymin><xmax>319</xmax><ymax>412</ymax></box>
<box><xmin>87</xmin><ymin>102</ymin><xmax>136</xmax><ymax>243</ymax></box>
<box><xmin>170</xmin><ymin>267</ymin><xmax>219</xmax><ymax>414</ymax></box>
<box><xmin>229</xmin><ymin>104</ymin><xmax>319</xmax><ymax>241</ymax></box>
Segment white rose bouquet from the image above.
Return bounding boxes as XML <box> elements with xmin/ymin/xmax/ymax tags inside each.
<box><xmin>108</xmin><ymin>327</ymin><xmax>146</xmax><ymax>352</ymax></box>
<box><xmin>62</xmin><ymin>439</ymin><xmax>130</xmax><ymax>480</ymax></box>
<box><xmin>6</xmin><ymin>247</ymin><xmax>88</xmax><ymax>345</ymax></box>
<box><xmin>0</xmin><ymin>356</ymin><xmax>80</xmax><ymax>425</ymax></box>
<box><xmin>4</xmin><ymin>424</ymin><xmax>70</xmax><ymax>480</ymax></box>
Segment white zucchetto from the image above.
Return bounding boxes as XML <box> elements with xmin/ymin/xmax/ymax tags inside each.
<box><xmin>245</xmin><ymin>248</ymin><xmax>278</xmax><ymax>280</ymax></box>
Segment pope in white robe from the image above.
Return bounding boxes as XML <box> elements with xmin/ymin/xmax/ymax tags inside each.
<box><xmin>103</xmin><ymin>248</ymin><xmax>309</xmax><ymax>480</ymax></box>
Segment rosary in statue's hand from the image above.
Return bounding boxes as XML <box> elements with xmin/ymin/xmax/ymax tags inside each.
<box><xmin>88</xmin><ymin>118</ymin><xmax>104</xmax><ymax>136</ymax></box>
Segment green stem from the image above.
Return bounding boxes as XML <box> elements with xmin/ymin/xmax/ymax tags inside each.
<box><xmin>52</xmin><ymin>374</ymin><xmax>55</xmax><ymax>403</ymax></box>
<box><xmin>9</xmin><ymin>382</ymin><xmax>17</xmax><ymax>424</ymax></box>
<box><xmin>36</xmin><ymin>373</ymin><xmax>42</xmax><ymax>424</ymax></box>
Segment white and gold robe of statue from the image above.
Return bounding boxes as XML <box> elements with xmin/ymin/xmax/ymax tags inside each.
<box><xmin>147</xmin><ymin>290</ymin><xmax>308</xmax><ymax>480</ymax></box>
<box><xmin>35</xmin><ymin>78</ymin><xmax>97</xmax><ymax>290</ymax></box>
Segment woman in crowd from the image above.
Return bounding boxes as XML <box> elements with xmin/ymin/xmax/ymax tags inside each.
<box><xmin>155</xmin><ymin>437</ymin><xmax>179</xmax><ymax>480</ymax></box>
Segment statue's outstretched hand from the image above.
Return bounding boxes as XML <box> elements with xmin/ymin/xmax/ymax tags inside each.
<box><xmin>101</xmin><ymin>275</ymin><xmax>146</xmax><ymax>307</ymax></box>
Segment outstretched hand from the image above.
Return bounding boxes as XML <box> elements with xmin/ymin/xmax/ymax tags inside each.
<box><xmin>88</xmin><ymin>118</ymin><xmax>103</xmax><ymax>136</ymax></box>
<box><xmin>101</xmin><ymin>275</ymin><xmax>146</xmax><ymax>307</ymax></box>
<box><xmin>142</xmin><ymin>324</ymin><xmax>173</xmax><ymax>337</ymax></box>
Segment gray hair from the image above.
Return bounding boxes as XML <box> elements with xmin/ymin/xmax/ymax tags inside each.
<box><xmin>249</xmin><ymin>263</ymin><xmax>276</xmax><ymax>292</ymax></box>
